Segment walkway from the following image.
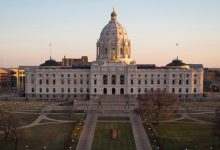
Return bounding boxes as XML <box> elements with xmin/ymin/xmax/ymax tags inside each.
<box><xmin>130</xmin><ymin>112</ymin><xmax>152</xmax><ymax>150</ymax></box>
<box><xmin>76</xmin><ymin>112</ymin><xmax>97</xmax><ymax>150</ymax></box>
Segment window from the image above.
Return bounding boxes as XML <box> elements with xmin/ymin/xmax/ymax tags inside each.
<box><xmin>186</xmin><ymin>74</ymin><xmax>189</xmax><ymax>77</ymax></box>
<box><xmin>120</xmin><ymin>48</ymin><xmax>123</xmax><ymax>54</ymax></box>
<box><xmin>138</xmin><ymin>80</ymin><xmax>141</xmax><ymax>84</ymax></box>
<box><xmin>61</xmin><ymin>74</ymin><xmax>64</xmax><ymax>77</ymax></box>
<box><xmin>164</xmin><ymin>88</ymin><xmax>166</xmax><ymax>92</ymax></box>
<box><xmin>194</xmin><ymin>79</ymin><xmax>197</xmax><ymax>84</ymax></box>
<box><xmin>151</xmin><ymin>79</ymin><xmax>154</xmax><ymax>85</ymax></box>
<box><xmin>32</xmin><ymin>88</ymin><xmax>34</xmax><ymax>92</ymax></box>
<box><xmin>68</xmin><ymin>74</ymin><xmax>70</xmax><ymax>77</ymax></box>
<box><xmin>157</xmin><ymin>80</ymin><xmax>160</xmax><ymax>84</ymax></box>
<box><xmin>172</xmin><ymin>88</ymin><xmax>175</xmax><ymax>93</ymax></box>
<box><xmin>74</xmin><ymin>80</ymin><xmax>76</xmax><ymax>84</ymax></box>
<box><xmin>164</xmin><ymin>80</ymin><xmax>167</xmax><ymax>85</ymax></box>
<box><xmin>39</xmin><ymin>88</ymin><xmax>42</xmax><ymax>93</ymax></box>
<box><xmin>68</xmin><ymin>88</ymin><xmax>70</xmax><ymax>93</ymax></box>
<box><xmin>120</xmin><ymin>75</ymin><xmax>125</xmax><ymax>85</ymax></box>
<box><xmin>53</xmin><ymin>74</ymin><xmax>55</xmax><ymax>77</ymax></box>
<box><xmin>103</xmin><ymin>75</ymin><xmax>108</xmax><ymax>85</ymax></box>
<box><xmin>138</xmin><ymin>74</ymin><xmax>141</xmax><ymax>77</ymax></box>
<box><xmin>80</xmin><ymin>88</ymin><xmax>83</xmax><ymax>93</ymax></box>
<box><xmin>145</xmin><ymin>80</ymin><xmax>147</xmax><ymax>85</ymax></box>
<box><xmin>61</xmin><ymin>88</ymin><xmax>64</xmax><ymax>93</ymax></box>
<box><xmin>39</xmin><ymin>74</ymin><xmax>42</xmax><ymax>77</ymax></box>
<box><xmin>186</xmin><ymin>79</ymin><xmax>189</xmax><ymax>85</ymax></box>
<box><xmin>111</xmin><ymin>75</ymin><xmax>116</xmax><ymax>85</ymax></box>
<box><xmin>87</xmin><ymin>88</ymin><xmax>89</xmax><ymax>93</ymax></box>
<box><xmin>80</xmin><ymin>74</ymin><xmax>83</xmax><ymax>77</ymax></box>
<box><xmin>53</xmin><ymin>79</ymin><xmax>56</xmax><ymax>85</ymax></box>
<box><xmin>151</xmin><ymin>74</ymin><xmax>154</xmax><ymax>77</ymax></box>
<box><xmin>173</xmin><ymin>74</ymin><xmax>175</xmax><ymax>77</ymax></box>
<box><xmin>94</xmin><ymin>88</ymin><xmax>97</xmax><ymax>93</ymax></box>
<box><xmin>138</xmin><ymin>88</ymin><xmax>141</xmax><ymax>93</ymax></box>
<box><xmin>131</xmin><ymin>79</ymin><xmax>133</xmax><ymax>85</ymax></box>
<box><xmin>186</xmin><ymin>88</ymin><xmax>189</xmax><ymax>93</ymax></box>
<box><xmin>46</xmin><ymin>74</ymin><xmax>49</xmax><ymax>77</ymax></box>
<box><xmin>194</xmin><ymin>88</ymin><xmax>197</xmax><ymax>93</ymax></box>
<box><xmin>61</xmin><ymin>79</ymin><xmax>64</xmax><ymax>84</ymax></box>
<box><xmin>157</xmin><ymin>74</ymin><xmax>160</xmax><ymax>77</ymax></box>
<box><xmin>145</xmin><ymin>74</ymin><xmax>147</xmax><ymax>77</ymax></box>
<box><xmin>94</xmin><ymin>79</ymin><xmax>97</xmax><ymax>85</ymax></box>
<box><xmin>31</xmin><ymin>79</ymin><xmax>34</xmax><ymax>84</ymax></box>
<box><xmin>53</xmin><ymin>88</ymin><xmax>56</xmax><ymax>93</ymax></box>
<box><xmin>105</xmin><ymin>48</ymin><xmax>107</xmax><ymax>54</ymax></box>
<box><xmin>46</xmin><ymin>79</ymin><xmax>49</xmax><ymax>85</ymax></box>
<box><xmin>39</xmin><ymin>79</ymin><xmax>42</xmax><ymax>85</ymax></box>
<box><xmin>179</xmin><ymin>88</ymin><xmax>182</xmax><ymax>93</ymax></box>
<box><xmin>164</xmin><ymin>74</ymin><xmax>167</xmax><ymax>77</ymax></box>
<box><xmin>74</xmin><ymin>74</ymin><xmax>76</xmax><ymax>77</ymax></box>
<box><xmin>194</xmin><ymin>74</ymin><xmax>197</xmax><ymax>77</ymax></box>
<box><xmin>172</xmin><ymin>79</ymin><xmax>175</xmax><ymax>85</ymax></box>
<box><xmin>144</xmin><ymin>88</ymin><xmax>147</xmax><ymax>93</ymax></box>
<box><xmin>151</xmin><ymin>88</ymin><xmax>154</xmax><ymax>93</ymax></box>
<box><xmin>87</xmin><ymin>79</ymin><xmax>89</xmax><ymax>85</ymax></box>
<box><xmin>74</xmin><ymin>88</ymin><xmax>77</xmax><ymax>92</ymax></box>
<box><xmin>179</xmin><ymin>80</ymin><xmax>182</xmax><ymax>85</ymax></box>
<box><xmin>68</xmin><ymin>79</ymin><xmax>70</xmax><ymax>84</ymax></box>
<box><xmin>46</xmin><ymin>88</ymin><xmax>49</xmax><ymax>93</ymax></box>
<box><xmin>130</xmin><ymin>88</ymin><xmax>133</xmax><ymax>93</ymax></box>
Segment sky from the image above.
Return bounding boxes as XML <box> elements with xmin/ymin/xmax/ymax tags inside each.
<box><xmin>0</xmin><ymin>0</ymin><xmax>220</xmax><ymax>68</ymax></box>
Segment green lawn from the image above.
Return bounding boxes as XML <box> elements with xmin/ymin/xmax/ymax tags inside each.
<box><xmin>92</xmin><ymin>123</ymin><xmax>136</xmax><ymax>150</ymax></box>
<box><xmin>16</xmin><ymin>113</ymin><xmax>39</xmax><ymax>126</ymax></box>
<box><xmin>155</xmin><ymin>123</ymin><xmax>220</xmax><ymax>150</ymax></box>
<box><xmin>47</xmin><ymin>114</ymin><xmax>86</xmax><ymax>121</ymax></box>
<box><xmin>0</xmin><ymin>123</ymin><xmax>74</xmax><ymax>150</ymax></box>
<box><xmin>189</xmin><ymin>113</ymin><xmax>216</xmax><ymax>123</ymax></box>
<box><xmin>151</xmin><ymin>113</ymin><xmax>181</xmax><ymax>122</ymax></box>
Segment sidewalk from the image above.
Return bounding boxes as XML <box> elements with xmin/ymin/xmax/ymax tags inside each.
<box><xmin>130</xmin><ymin>112</ymin><xmax>152</xmax><ymax>150</ymax></box>
<box><xmin>76</xmin><ymin>112</ymin><xmax>97</xmax><ymax>150</ymax></box>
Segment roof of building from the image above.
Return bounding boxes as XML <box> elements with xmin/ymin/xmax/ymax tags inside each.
<box><xmin>166</xmin><ymin>58</ymin><xmax>187</xmax><ymax>67</ymax></box>
<box><xmin>189</xmin><ymin>64</ymin><xmax>203</xmax><ymax>69</ymax></box>
<box><xmin>137</xmin><ymin>64</ymin><xmax>156</xmax><ymax>69</ymax></box>
<box><xmin>72</xmin><ymin>64</ymin><xmax>91</xmax><ymax>69</ymax></box>
<box><xmin>40</xmin><ymin>59</ymin><xmax>60</xmax><ymax>66</ymax></box>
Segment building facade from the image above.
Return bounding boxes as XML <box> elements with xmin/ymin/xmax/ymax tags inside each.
<box><xmin>25</xmin><ymin>10</ymin><xmax>204</xmax><ymax>100</ymax></box>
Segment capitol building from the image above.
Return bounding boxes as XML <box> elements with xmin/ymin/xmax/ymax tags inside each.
<box><xmin>25</xmin><ymin>10</ymin><xmax>203</xmax><ymax>100</ymax></box>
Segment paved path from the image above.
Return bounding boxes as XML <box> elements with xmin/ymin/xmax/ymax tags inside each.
<box><xmin>130</xmin><ymin>112</ymin><xmax>152</xmax><ymax>150</ymax></box>
<box><xmin>76</xmin><ymin>112</ymin><xmax>97</xmax><ymax>150</ymax></box>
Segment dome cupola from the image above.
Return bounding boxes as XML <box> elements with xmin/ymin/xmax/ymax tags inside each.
<box><xmin>96</xmin><ymin>9</ymin><xmax>132</xmax><ymax>64</ymax></box>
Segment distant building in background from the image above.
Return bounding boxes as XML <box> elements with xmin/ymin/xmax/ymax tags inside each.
<box><xmin>61</xmin><ymin>56</ymin><xmax>90</xmax><ymax>66</ymax></box>
<box><xmin>204</xmin><ymin>68</ymin><xmax>220</xmax><ymax>92</ymax></box>
<box><xmin>0</xmin><ymin>68</ymin><xmax>25</xmax><ymax>95</ymax></box>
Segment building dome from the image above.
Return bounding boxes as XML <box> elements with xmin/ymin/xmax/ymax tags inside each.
<box><xmin>96</xmin><ymin>10</ymin><xmax>132</xmax><ymax>64</ymax></box>
<box><xmin>166</xmin><ymin>57</ymin><xmax>189</xmax><ymax>69</ymax></box>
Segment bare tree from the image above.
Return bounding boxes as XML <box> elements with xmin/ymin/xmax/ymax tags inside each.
<box><xmin>137</xmin><ymin>92</ymin><xmax>180</xmax><ymax>124</ymax></box>
<box><xmin>0</xmin><ymin>110</ymin><xmax>22</xmax><ymax>150</ymax></box>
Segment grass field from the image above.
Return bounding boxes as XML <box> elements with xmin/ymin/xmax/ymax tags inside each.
<box><xmin>183</xmin><ymin>101</ymin><xmax>220</xmax><ymax>112</ymax></box>
<box><xmin>47</xmin><ymin>114</ymin><xmax>86</xmax><ymax>121</ymax></box>
<box><xmin>189</xmin><ymin>113</ymin><xmax>216</xmax><ymax>123</ymax></box>
<box><xmin>0</xmin><ymin>100</ymin><xmax>52</xmax><ymax>110</ymax></box>
<box><xmin>0</xmin><ymin>123</ymin><xmax>74</xmax><ymax>150</ymax></box>
<box><xmin>92</xmin><ymin>123</ymin><xmax>136</xmax><ymax>150</ymax></box>
<box><xmin>155</xmin><ymin>123</ymin><xmax>220</xmax><ymax>149</ymax></box>
<box><xmin>151</xmin><ymin>113</ymin><xmax>181</xmax><ymax>122</ymax></box>
<box><xmin>15</xmin><ymin>113</ymin><xmax>39</xmax><ymax>126</ymax></box>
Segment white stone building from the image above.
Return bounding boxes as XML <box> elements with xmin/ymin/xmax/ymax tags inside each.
<box><xmin>25</xmin><ymin>10</ymin><xmax>203</xmax><ymax>100</ymax></box>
